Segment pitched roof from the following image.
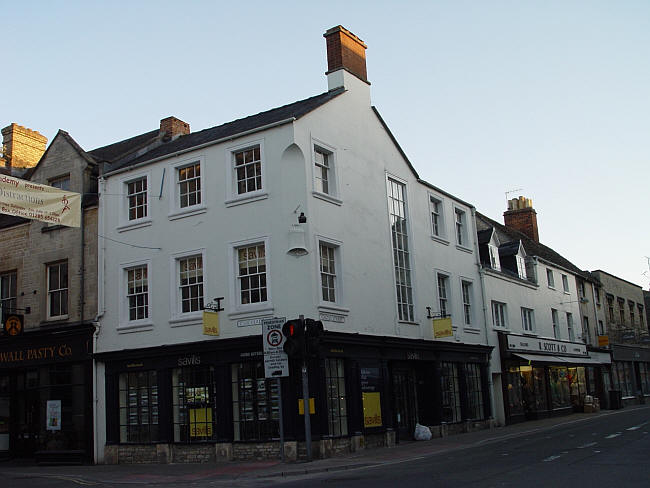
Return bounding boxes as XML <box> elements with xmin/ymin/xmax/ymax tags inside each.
<box><xmin>106</xmin><ymin>88</ymin><xmax>346</xmax><ymax>173</ymax></box>
<box><xmin>89</xmin><ymin>129</ymin><xmax>160</xmax><ymax>162</ymax></box>
<box><xmin>476</xmin><ymin>211</ymin><xmax>586</xmax><ymax>277</ymax></box>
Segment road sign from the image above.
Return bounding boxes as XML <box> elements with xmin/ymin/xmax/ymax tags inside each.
<box><xmin>262</xmin><ymin>317</ymin><xmax>289</xmax><ymax>378</ymax></box>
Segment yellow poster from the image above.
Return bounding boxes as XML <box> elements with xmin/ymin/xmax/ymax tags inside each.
<box><xmin>189</xmin><ymin>408</ymin><xmax>213</xmax><ymax>437</ymax></box>
<box><xmin>433</xmin><ymin>317</ymin><xmax>453</xmax><ymax>338</ymax></box>
<box><xmin>597</xmin><ymin>335</ymin><xmax>609</xmax><ymax>347</ymax></box>
<box><xmin>362</xmin><ymin>392</ymin><xmax>382</xmax><ymax>427</ymax></box>
<box><xmin>0</xmin><ymin>175</ymin><xmax>81</xmax><ymax>227</ymax></box>
<box><xmin>202</xmin><ymin>311</ymin><xmax>219</xmax><ymax>336</ymax></box>
<box><xmin>298</xmin><ymin>398</ymin><xmax>315</xmax><ymax>415</ymax></box>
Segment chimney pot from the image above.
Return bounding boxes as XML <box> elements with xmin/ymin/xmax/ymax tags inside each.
<box><xmin>504</xmin><ymin>195</ymin><xmax>539</xmax><ymax>242</ymax></box>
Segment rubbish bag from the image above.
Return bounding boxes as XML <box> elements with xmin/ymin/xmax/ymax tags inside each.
<box><xmin>414</xmin><ymin>423</ymin><xmax>432</xmax><ymax>441</ymax></box>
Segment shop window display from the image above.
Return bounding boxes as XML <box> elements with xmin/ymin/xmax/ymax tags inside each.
<box><xmin>172</xmin><ymin>366</ymin><xmax>216</xmax><ymax>442</ymax></box>
<box><xmin>119</xmin><ymin>371</ymin><xmax>159</xmax><ymax>443</ymax></box>
<box><xmin>549</xmin><ymin>366</ymin><xmax>570</xmax><ymax>409</ymax></box>
<box><xmin>231</xmin><ymin>362</ymin><xmax>280</xmax><ymax>441</ymax></box>
<box><xmin>440</xmin><ymin>362</ymin><xmax>461</xmax><ymax>423</ymax></box>
<box><xmin>465</xmin><ymin>363</ymin><xmax>485</xmax><ymax>420</ymax></box>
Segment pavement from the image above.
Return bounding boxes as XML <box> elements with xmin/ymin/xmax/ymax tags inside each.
<box><xmin>1</xmin><ymin>406</ymin><xmax>647</xmax><ymax>486</ymax></box>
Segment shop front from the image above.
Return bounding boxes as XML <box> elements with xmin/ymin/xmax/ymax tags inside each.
<box><xmin>0</xmin><ymin>324</ymin><xmax>94</xmax><ymax>463</ymax></box>
<box><xmin>98</xmin><ymin>332</ymin><xmax>493</xmax><ymax>463</ymax></box>
<box><xmin>499</xmin><ymin>333</ymin><xmax>611</xmax><ymax>424</ymax></box>
<box><xmin>610</xmin><ymin>344</ymin><xmax>650</xmax><ymax>406</ymax></box>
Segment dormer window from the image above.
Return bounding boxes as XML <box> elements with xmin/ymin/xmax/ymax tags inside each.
<box><xmin>516</xmin><ymin>255</ymin><xmax>527</xmax><ymax>280</ymax></box>
<box><xmin>488</xmin><ymin>244</ymin><xmax>500</xmax><ymax>270</ymax></box>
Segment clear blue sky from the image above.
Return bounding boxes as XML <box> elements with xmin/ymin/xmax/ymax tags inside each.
<box><xmin>4</xmin><ymin>1</ymin><xmax>649</xmax><ymax>288</ymax></box>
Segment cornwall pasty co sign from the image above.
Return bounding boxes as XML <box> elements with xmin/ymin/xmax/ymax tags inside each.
<box><xmin>0</xmin><ymin>175</ymin><xmax>81</xmax><ymax>227</ymax></box>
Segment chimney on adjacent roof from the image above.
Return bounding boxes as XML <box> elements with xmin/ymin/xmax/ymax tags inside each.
<box><xmin>160</xmin><ymin>116</ymin><xmax>190</xmax><ymax>142</ymax></box>
<box><xmin>324</xmin><ymin>26</ymin><xmax>369</xmax><ymax>91</ymax></box>
<box><xmin>504</xmin><ymin>196</ymin><xmax>539</xmax><ymax>243</ymax></box>
<box><xmin>1</xmin><ymin>123</ymin><xmax>47</xmax><ymax>174</ymax></box>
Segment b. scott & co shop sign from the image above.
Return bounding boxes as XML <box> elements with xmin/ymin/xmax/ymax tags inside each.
<box><xmin>0</xmin><ymin>335</ymin><xmax>90</xmax><ymax>368</ymax></box>
<box><xmin>506</xmin><ymin>333</ymin><xmax>588</xmax><ymax>357</ymax></box>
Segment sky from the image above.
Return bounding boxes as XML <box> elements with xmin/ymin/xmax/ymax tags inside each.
<box><xmin>3</xmin><ymin>1</ymin><xmax>649</xmax><ymax>289</ymax></box>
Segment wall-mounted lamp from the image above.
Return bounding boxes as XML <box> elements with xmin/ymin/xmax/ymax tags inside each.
<box><xmin>287</xmin><ymin>224</ymin><xmax>308</xmax><ymax>256</ymax></box>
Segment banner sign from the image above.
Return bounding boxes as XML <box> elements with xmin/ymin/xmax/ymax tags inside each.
<box><xmin>0</xmin><ymin>175</ymin><xmax>81</xmax><ymax>227</ymax></box>
<box><xmin>202</xmin><ymin>311</ymin><xmax>219</xmax><ymax>336</ymax></box>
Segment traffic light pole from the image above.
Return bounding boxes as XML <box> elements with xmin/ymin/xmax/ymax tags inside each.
<box><xmin>299</xmin><ymin>315</ymin><xmax>312</xmax><ymax>461</ymax></box>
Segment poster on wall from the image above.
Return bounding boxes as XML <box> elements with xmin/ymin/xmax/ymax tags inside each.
<box><xmin>46</xmin><ymin>400</ymin><xmax>62</xmax><ymax>431</ymax></box>
<box><xmin>360</xmin><ymin>367</ymin><xmax>383</xmax><ymax>427</ymax></box>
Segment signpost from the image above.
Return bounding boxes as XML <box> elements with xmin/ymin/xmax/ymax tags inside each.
<box><xmin>262</xmin><ymin>317</ymin><xmax>288</xmax><ymax>461</ymax></box>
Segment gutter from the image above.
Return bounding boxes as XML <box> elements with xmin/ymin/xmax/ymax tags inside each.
<box><xmin>102</xmin><ymin>117</ymin><xmax>297</xmax><ymax>178</ymax></box>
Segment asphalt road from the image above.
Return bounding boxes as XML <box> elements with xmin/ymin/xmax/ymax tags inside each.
<box><xmin>277</xmin><ymin>407</ymin><xmax>650</xmax><ymax>488</ymax></box>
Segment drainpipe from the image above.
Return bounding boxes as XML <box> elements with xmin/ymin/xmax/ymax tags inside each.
<box><xmin>471</xmin><ymin>208</ymin><xmax>496</xmax><ymax>422</ymax></box>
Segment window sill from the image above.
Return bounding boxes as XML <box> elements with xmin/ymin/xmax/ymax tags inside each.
<box><xmin>455</xmin><ymin>244</ymin><xmax>473</xmax><ymax>254</ymax></box>
<box><xmin>225</xmin><ymin>192</ymin><xmax>268</xmax><ymax>207</ymax></box>
<box><xmin>44</xmin><ymin>315</ymin><xmax>69</xmax><ymax>323</ymax></box>
<box><xmin>548</xmin><ymin>286</ymin><xmax>556</xmax><ymax>290</ymax></box>
<box><xmin>398</xmin><ymin>320</ymin><xmax>419</xmax><ymax>326</ymax></box>
<box><xmin>168</xmin><ymin>205</ymin><xmax>207</xmax><ymax>221</ymax></box>
<box><xmin>463</xmin><ymin>327</ymin><xmax>482</xmax><ymax>335</ymax></box>
<box><xmin>317</xmin><ymin>304</ymin><xmax>349</xmax><ymax>315</ymax></box>
<box><xmin>431</xmin><ymin>235</ymin><xmax>450</xmax><ymax>246</ymax></box>
<box><xmin>563</xmin><ymin>291</ymin><xmax>571</xmax><ymax>295</ymax></box>
<box><xmin>169</xmin><ymin>314</ymin><xmax>203</xmax><ymax>327</ymax></box>
<box><xmin>492</xmin><ymin>327</ymin><xmax>511</xmax><ymax>333</ymax></box>
<box><xmin>312</xmin><ymin>191</ymin><xmax>342</xmax><ymax>206</ymax></box>
<box><xmin>117</xmin><ymin>321</ymin><xmax>154</xmax><ymax>333</ymax></box>
<box><xmin>117</xmin><ymin>218</ymin><xmax>152</xmax><ymax>233</ymax></box>
<box><xmin>228</xmin><ymin>304</ymin><xmax>274</xmax><ymax>319</ymax></box>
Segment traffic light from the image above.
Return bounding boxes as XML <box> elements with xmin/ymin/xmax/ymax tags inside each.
<box><xmin>282</xmin><ymin>319</ymin><xmax>305</xmax><ymax>358</ymax></box>
<box><xmin>305</xmin><ymin>319</ymin><xmax>324</xmax><ymax>356</ymax></box>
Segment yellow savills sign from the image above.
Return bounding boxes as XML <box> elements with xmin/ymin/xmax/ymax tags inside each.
<box><xmin>0</xmin><ymin>174</ymin><xmax>81</xmax><ymax>227</ymax></box>
<box><xmin>433</xmin><ymin>317</ymin><xmax>453</xmax><ymax>339</ymax></box>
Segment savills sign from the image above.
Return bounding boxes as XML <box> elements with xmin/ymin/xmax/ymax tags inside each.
<box><xmin>506</xmin><ymin>333</ymin><xmax>588</xmax><ymax>357</ymax></box>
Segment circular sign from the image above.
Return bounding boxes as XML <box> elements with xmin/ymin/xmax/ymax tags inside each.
<box><xmin>5</xmin><ymin>315</ymin><xmax>23</xmax><ymax>336</ymax></box>
<box><xmin>266</xmin><ymin>329</ymin><xmax>283</xmax><ymax>347</ymax></box>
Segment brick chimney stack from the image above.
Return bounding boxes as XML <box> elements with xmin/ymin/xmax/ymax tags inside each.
<box><xmin>1</xmin><ymin>123</ymin><xmax>47</xmax><ymax>174</ymax></box>
<box><xmin>324</xmin><ymin>25</ymin><xmax>368</xmax><ymax>85</ymax></box>
<box><xmin>504</xmin><ymin>196</ymin><xmax>539</xmax><ymax>242</ymax></box>
<box><xmin>160</xmin><ymin>116</ymin><xmax>190</xmax><ymax>142</ymax></box>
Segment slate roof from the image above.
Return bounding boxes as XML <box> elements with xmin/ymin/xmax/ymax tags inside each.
<box><xmin>475</xmin><ymin>211</ymin><xmax>587</xmax><ymax>277</ymax></box>
<box><xmin>477</xmin><ymin>228</ymin><xmax>493</xmax><ymax>245</ymax></box>
<box><xmin>106</xmin><ymin>88</ymin><xmax>346</xmax><ymax>173</ymax></box>
<box><xmin>89</xmin><ymin>129</ymin><xmax>160</xmax><ymax>162</ymax></box>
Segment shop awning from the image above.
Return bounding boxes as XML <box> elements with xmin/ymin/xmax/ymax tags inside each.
<box><xmin>512</xmin><ymin>353</ymin><xmax>610</xmax><ymax>365</ymax></box>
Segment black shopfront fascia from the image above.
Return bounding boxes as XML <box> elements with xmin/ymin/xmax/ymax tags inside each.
<box><xmin>318</xmin><ymin>332</ymin><xmax>493</xmax><ymax>434</ymax></box>
<box><xmin>0</xmin><ymin>323</ymin><xmax>94</xmax><ymax>460</ymax></box>
<box><xmin>100</xmin><ymin>335</ymin><xmax>310</xmax><ymax>446</ymax></box>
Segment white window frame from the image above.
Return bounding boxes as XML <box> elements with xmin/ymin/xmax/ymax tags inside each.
<box><xmin>386</xmin><ymin>174</ymin><xmax>415</xmax><ymax>323</ymax></box>
<box><xmin>0</xmin><ymin>271</ymin><xmax>17</xmax><ymax>314</ymax></box>
<box><xmin>597</xmin><ymin>319</ymin><xmax>605</xmax><ymax>336</ymax></box>
<box><xmin>521</xmin><ymin>307</ymin><xmax>535</xmax><ymax>333</ymax></box>
<box><xmin>546</xmin><ymin>269</ymin><xmax>555</xmax><ymax>288</ymax></box>
<box><xmin>437</xmin><ymin>272</ymin><xmax>450</xmax><ymax>318</ymax></box>
<box><xmin>454</xmin><ymin>207</ymin><xmax>469</xmax><ymax>249</ymax></box>
<box><xmin>516</xmin><ymin>254</ymin><xmax>527</xmax><ymax>280</ymax></box>
<box><xmin>225</xmin><ymin>139</ymin><xmax>267</xmax><ymax>206</ymax></box>
<box><xmin>562</xmin><ymin>274</ymin><xmax>570</xmax><ymax>293</ymax></box>
<box><xmin>46</xmin><ymin>261</ymin><xmax>68</xmax><ymax>321</ymax></box>
<box><xmin>228</xmin><ymin>237</ymin><xmax>272</xmax><ymax>316</ymax></box>
<box><xmin>488</xmin><ymin>244</ymin><xmax>501</xmax><ymax>270</ymax></box>
<box><xmin>551</xmin><ymin>308</ymin><xmax>560</xmax><ymax>339</ymax></box>
<box><xmin>169</xmin><ymin>249</ymin><xmax>207</xmax><ymax>326</ymax></box>
<box><xmin>583</xmin><ymin>316</ymin><xmax>591</xmax><ymax>344</ymax></box>
<box><xmin>428</xmin><ymin>194</ymin><xmax>447</xmax><ymax>243</ymax></box>
<box><xmin>118</xmin><ymin>259</ymin><xmax>153</xmax><ymax>332</ymax></box>
<box><xmin>567</xmin><ymin>312</ymin><xmax>575</xmax><ymax>341</ymax></box>
<box><xmin>461</xmin><ymin>280</ymin><xmax>473</xmax><ymax>326</ymax></box>
<box><xmin>311</xmin><ymin>139</ymin><xmax>341</xmax><ymax>205</ymax></box>
<box><xmin>118</xmin><ymin>171</ymin><xmax>152</xmax><ymax>232</ymax></box>
<box><xmin>168</xmin><ymin>156</ymin><xmax>207</xmax><ymax>220</ymax></box>
<box><xmin>492</xmin><ymin>301</ymin><xmax>507</xmax><ymax>328</ymax></box>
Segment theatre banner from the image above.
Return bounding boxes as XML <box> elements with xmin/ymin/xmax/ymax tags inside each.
<box><xmin>0</xmin><ymin>174</ymin><xmax>81</xmax><ymax>227</ymax></box>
